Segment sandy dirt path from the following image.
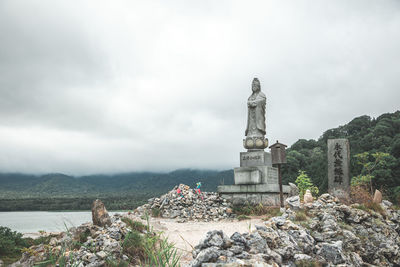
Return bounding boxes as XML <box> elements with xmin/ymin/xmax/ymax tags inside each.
<box><xmin>143</xmin><ymin>217</ymin><xmax>265</xmax><ymax>265</ymax></box>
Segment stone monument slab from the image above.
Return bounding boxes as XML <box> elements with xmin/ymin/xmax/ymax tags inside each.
<box><xmin>327</xmin><ymin>139</ymin><xmax>350</xmax><ymax>199</ymax></box>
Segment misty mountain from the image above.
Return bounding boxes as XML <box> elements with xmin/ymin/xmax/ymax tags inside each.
<box><xmin>0</xmin><ymin>169</ymin><xmax>234</xmax><ymax>199</ymax></box>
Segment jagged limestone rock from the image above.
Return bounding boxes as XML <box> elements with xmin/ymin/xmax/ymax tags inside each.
<box><xmin>91</xmin><ymin>199</ymin><xmax>111</xmax><ymax>227</ymax></box>
<box><xmin>190</xmin><ymin>193</ymin><xmax>400</xmax><ymax>266</ymax></box>
<box><xmin>136</xmin><ymin>184</ymin><xmax>235</xmax><ymax>222</ymax></box>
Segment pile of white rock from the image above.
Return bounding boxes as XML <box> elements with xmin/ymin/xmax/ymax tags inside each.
<box><xmin>190</xmin><ymin>193</ymin><xmax>400</xmax><ymax>267</ymax></box>
<box><xmin>10</xmin><ymin>213</ymin><xmax>130</xmax><ymax>267</ymax></box>
<box><xmin>136</xmin><ymin>184</ymin><xmax>235</xmax><ymax>222</ymax></box>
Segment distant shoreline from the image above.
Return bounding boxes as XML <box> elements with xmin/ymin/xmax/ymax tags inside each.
<box><xmin>0</xmin><ymin>210</ymin><xmax>130</xmax><ymax>212</ymax></box>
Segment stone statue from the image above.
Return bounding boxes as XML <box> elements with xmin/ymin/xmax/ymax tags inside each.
<box><xmin>244</xmin><ymin>78</ymin><xmax>268</xmax><ymax>150</ymax></box>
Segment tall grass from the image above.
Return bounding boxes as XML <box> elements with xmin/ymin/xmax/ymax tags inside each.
<box><xmin>122</xmin><ymin>213</ymin><xmax>181</xmax><ymax>266</ymax></box>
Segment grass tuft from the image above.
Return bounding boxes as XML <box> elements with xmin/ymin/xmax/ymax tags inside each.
<box><xmin>122</xmin><ymin>217</ymin><xmax>146</xmax><ymax>232</ymax></box>
<box><xmin>151</xmin><ymin>208</ymin><xmax>161</xmax><ymax>217</ymax></box>
<box><xmin>294</xmin><ymin>210</ymin><xmax>308</xmax><ymax>221</ymax></box>
<box><xmin>237</xmin><ymin>215</ymin><xmax>250</xmax><ymax>221</ymax></box>
<box><xmin>295</xmin><ymin>259</ymin><xmax>323</xmax><ymax>267</ymax></box>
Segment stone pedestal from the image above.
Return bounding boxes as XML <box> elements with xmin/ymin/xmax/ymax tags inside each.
<box><xmin>218</xmin><ymin>183</ymin><xmax>290</xmax><ymax>206</ymax></box>
<box><xmin>218</xmin><ymin>151</ymin><xmax>288</xmax><ymax>206</ymax></box>
<box><xmin>240</xmin><ymin>151</ymin><xmax>272</xmax><ymax>167</ymax></box>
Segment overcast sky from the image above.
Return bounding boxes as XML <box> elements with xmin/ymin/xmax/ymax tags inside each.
<box><xmin>0</xmin><ymin>0</ymin><xmax>399</xmax><ymax>175</ymax></box>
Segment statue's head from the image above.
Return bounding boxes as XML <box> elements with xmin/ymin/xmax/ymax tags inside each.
<box><xmin>252</xmin><ymin>78</ymin><xmax>260</xmax><ymax>92</ymax></box>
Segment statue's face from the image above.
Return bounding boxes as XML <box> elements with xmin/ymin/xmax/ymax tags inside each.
<box><xmin>252</xmin><ymin>78</ymin><xmax>260</xmax><ymax>92</ymax></box>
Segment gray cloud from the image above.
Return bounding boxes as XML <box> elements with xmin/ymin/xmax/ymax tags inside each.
<box><xmin>0</xmin><ymin>0</ymin><xmax>399</xmax><ymax>174</ymax></box>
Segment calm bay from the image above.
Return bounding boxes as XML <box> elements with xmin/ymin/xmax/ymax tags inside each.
<box><xmin>0</xmin><ymin>211</ymin><xmax>124</xmax><ymax>234</ymax></box>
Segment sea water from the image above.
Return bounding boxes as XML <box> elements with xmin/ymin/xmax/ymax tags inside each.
<box><xmin>0</xmin><ymin>211</ymin><xmax>124</xmax><ymax>233</ymax></box>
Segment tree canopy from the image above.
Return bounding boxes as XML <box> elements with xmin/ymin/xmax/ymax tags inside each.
<box><xmin>282</xmin><ymin>111</ymin><xmax>400</xmax><ymax>203</ymax></box>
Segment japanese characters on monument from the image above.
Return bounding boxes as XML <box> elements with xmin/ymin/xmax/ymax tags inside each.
<box><xmin>328</xmin><ymin>139</ymin><xmax>350</xmax><ymax>199</ymax></box>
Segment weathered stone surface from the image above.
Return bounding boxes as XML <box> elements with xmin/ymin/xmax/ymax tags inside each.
<box><xmin>91</xmin><ymin>199</ymin><xmax>111</xmax><ymax>227</ymax></box>
<box><xmin>327</xmin><ymin>139</ymin><xmax>350</xmax><ymax>199</ymax></box>
<box><xmin>10</xmin><ymin>214</ymin><xmax>129</xmax><ymax>267</ymax></box>
<box><xmin>234</xmin><ymin>167</ymin><xmax>261</xmax><ymax>184</ymax></box>
<box><xmin>285</xmin><ymin>195</ymin><xmax>300</xmax><ymax>210</ymax></box>
<box><xmin>328</xmin><ymin>139</ymin><xmax>350</xmax><ymax>199</ymax></box>
<box><xmin>288</xmin><ymin>182</ymin><xmax>299</xmax><ymax>196</ymax></box>
<box><xmin>190</xmin><ymin>193</ymin><xmax>400</xmax><ymax>267</ymax></box>
<box><xmin>373</xmin><ymin>189</ymin><xmax>382</xmax><ymax>203</ymax></box>
<box><xmin>317</xmin><ymin>241</ymin><xmax>345</xmax><ymax>264</ymax></box>
<box><xmin>244</xmin><ymin>78</ymin><xmax>267</xmax><ymax>150</ymax></box>
<box><xmin>136</xmin><ymin>184</ymin><xmax>235</xmax><ymax>222</ymax></box>
<box><xmin>220</xmin><ymin>192</ymin><xmax>287</xmax><ymax>206</ymax></box>
<box><xmin>240</xmin><ymin>151</ymin><xmax>272</xmax><ymax>167</ymax></box>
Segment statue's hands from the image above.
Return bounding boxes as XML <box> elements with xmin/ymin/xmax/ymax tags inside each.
<box><xmin>248</xmin><ymin>101</ymin><xmax>257</xmax><ymax>107</ymax></box>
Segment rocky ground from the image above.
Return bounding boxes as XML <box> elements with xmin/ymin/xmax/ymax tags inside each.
<box><xmin>9</xmin><ymin>213</ymin><xmax>129</xmax><ymax>267</ymax></box>
<box><xmin>135</xmin><ymin>184</ymin><xmax>235</xmax><ymax>222</ymax></box>
<box><xmin>190</xmin><ymin>194</ymin><xmax>400</xmax><ymax>267</ymax></box>
<box><xmin>8</xmin><ymin>187</ymin><xmax>400</xmax><ymax>267</ymax></box>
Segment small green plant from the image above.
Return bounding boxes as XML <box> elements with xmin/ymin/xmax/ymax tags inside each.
<box><xmin>393</xmin><ymin>186</ymin><xmax>400</xmax><ymax>206</ymax></box>
<box><xmin>354</xmin><ymin>201</ymin><xmax>386</xmax><ymax>217</ymax></box>
<box><xmin>232</xmin><ymin>203</ymin><xmax>252</xmax><ymax>216</ymax></box>
<box><xmin>295</xmin><ymin>259</ymin><xmax>322</xmax><ymax>267</ymax></box>
<box><xmin>105</xmin><ymin>257</ymin><xmax>130</xmax><ymax>267</ymax></box>
<box><xmin>263</xmin><ymin>207</ymin><xmax>282</xmax><ymax>220</ymax></box>
<box><xmin>122</xmin><ymin>217</ymin><xmax>146</xmax><ymax>232</ymax></box>
<box><xmin>237</xmin><ymin>215</ymin><xmax>250</xmax><ymax>221</ymax></box>
<box><xmin>294</xmin><ymin>210</ymin><xmax>308</xmax><ymax>221</ymax></box>
<box><xmin>338</xmin><ymin>221</ymin><xmax>352</xmax><ymax>231</ymax></box>
<box><xmin>121</xmin><ymin>214</ymin><xmax>181</xmax><ymax>266</ymax></box>
<box><xmin>122</xmin><ymin>231</ymin><xmax>145</xmax><ymax>261</ymax></box>
<box><xmin>233</xmin><ymin>202</ymin><xmax>282</xmax><ymax>217</ymax></box>
<box><xmin>354</xmin><ymin>204</ymin><xmax>369</xmax><ymax>212</ymax></box>
<box><xmin>295</xmin><ymin>170</ymin><xmax>319</xmax><ymax>199</ymax></box>
<box><xmin>38</xmin><ymin>230</ymin><xmax>46</xmax><ymax>235</ymax></box>
<box><xmin>373</xmin><ymin>218</ymin><xmax>384</xmax><ymax>226</ymax></box>
<box><xmin>151</xmin><ymin>208</ymin><xmax>161</xmax><ymax>217</ymax></box>
<box><xmin>366</xmin><ymin>201</ymin><xmax>386</xmax><ymax>217</ymax></box>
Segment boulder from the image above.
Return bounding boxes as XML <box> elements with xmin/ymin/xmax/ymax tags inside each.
<box><xmin>317</xmin><ymin>241</ymin><xmax>345</xmax><ymax>265</ymax></box>
<box><xmin>285</xmin><ymin>195</ymin><xmax>300</xmax><ymax>210</ymax></box>
<box><xmin>288</xmin><ymin>182</ymin><xmax>299</xmax><ymax>196</ymax></box>
<box><xmin>91</xmin><ymin>199</ymin><xmax>111</xmax><ymax>227</ymax></box>
<box><xmin>373</xmin><ymin>189</ymin><xmax>382</xmax><ymax>204</ymax></box>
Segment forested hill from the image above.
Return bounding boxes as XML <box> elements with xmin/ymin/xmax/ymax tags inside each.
<box><xmin>282</xmin><ymin>110</ymin><xmax>400</xmax><ymax>202</ymax></box>
<box><xmin>1</xmin><ymin>110</ymin><xmax>399</xmax><ymax>210</ymax></box>
<box><xmin>0</xmin><ymin>169</ymin><xmax>234</xmax><ymax>199</ymax></box>
<box><xmin>0</xmin><ymin>169</ymin><xmax>234</xmax><ymax>210</ymax></box>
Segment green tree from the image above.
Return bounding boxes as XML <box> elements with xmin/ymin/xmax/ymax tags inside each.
<box><xmin>295</xmin><ymin>170</ymin><xmax>319</xmax><ymax>199</ymax></box>
<box><xmin>351</xmin><ymin>152</ymin><xmax>390</xmax><ymax>193</ymax></box>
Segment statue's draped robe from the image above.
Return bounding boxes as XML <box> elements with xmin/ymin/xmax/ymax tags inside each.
<box><xmin>245</xmin><ymin>91</ymin><xmax>266</xmax><ymax>137</ymax></box>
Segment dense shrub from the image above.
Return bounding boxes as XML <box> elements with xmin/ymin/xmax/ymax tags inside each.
<box><xmin>0</xmin><ymin>226</ymin><xmax>28</xmax><ymax>256</ymax></box>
